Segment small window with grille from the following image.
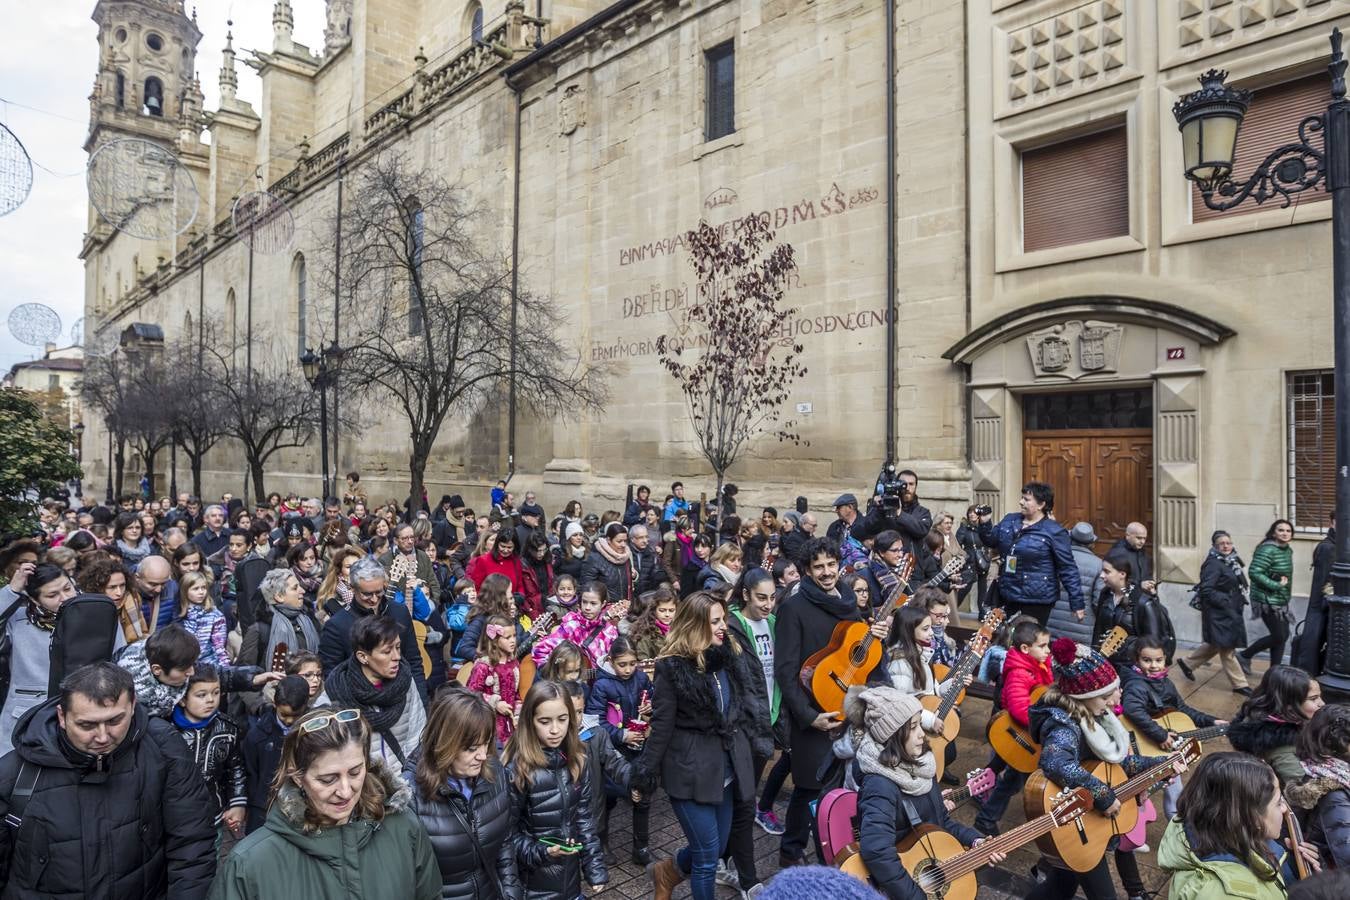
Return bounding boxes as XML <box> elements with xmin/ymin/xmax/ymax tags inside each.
<box><xmin>1288</xmin><ymin>370</ymin><xmax>1335</xmax><ymax>531</ymax></box>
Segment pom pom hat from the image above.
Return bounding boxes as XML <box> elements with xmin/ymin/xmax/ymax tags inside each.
<box><xmin>844</xmin><ymin>685</ymin><xmax>922</xmax><ymax>743</ymax></box>
<box><xmin>1050</xmin><ymin>637</ymin><xmax>1119</xmax><ymax>700</ymax></box>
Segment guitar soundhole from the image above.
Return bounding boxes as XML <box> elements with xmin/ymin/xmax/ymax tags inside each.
<box><xmin>849</xmin><ymin>646</ymin><xmax>867</xmax><ymax>666</ymax></box>
<box><xmin>913</xmin><ymin>858</ymin><xmax>947</xmax><ymax>897</ymax></box>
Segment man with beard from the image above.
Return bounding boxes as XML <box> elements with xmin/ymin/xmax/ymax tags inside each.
<box><xmin>853</xmin><ymin>469</ymin><xmax>933</xmax><ymax>557</ymax></box>
<box><xmin>318</xmin><ymin>556</ymin><xmax>427</xmax><ymax>702</ymax></box>
<box><xmin>773</xmin><ymin>537</ymin><xmax>890</xmax><ymax>867</ymax></box>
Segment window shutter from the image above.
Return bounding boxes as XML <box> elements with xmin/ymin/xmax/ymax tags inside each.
<box><xmin>1021</xmin><ymin>126</ymin><xmax>1129</xmax><ymax>253</ymax></box>
<box><xmin>1192</xmin><ymin>74</ymin><xmax>1328</xmax><ymax>222</ymax></box>
<box><xmin>1289</xmin><ymin>371</ymin><xmax>1336</xmax><ymax>530</ymax></box>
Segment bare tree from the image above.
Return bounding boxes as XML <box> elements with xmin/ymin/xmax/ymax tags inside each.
<box><xmin>206</xmin><ymin>341</ymin><xmax>319</xmax><ymax>504</ymax></box>
<box><xmin>163</xmin><ymin>323</ymin><xmax>231</xmax><ymax>499</ymax></box>
<box><xmin>119</xmin><ymin>344</ymin><xmax>175</xmax><ymax>494</ymax></box>
<box><xmin>319</xmin><ymin>151</ymin><xmax>609</xmax><ymax>514</ymax></box>
<box><xmin>80</xmin><ymin>351</ymin><xmax>138</xmax><ymax>498</ymax></box>
<box><xmin>656</xmin><ymin>216</ymin><xmax>806</xmax><ymax>517</ymax></box>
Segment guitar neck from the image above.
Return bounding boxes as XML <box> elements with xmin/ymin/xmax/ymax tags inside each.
<box><xmin>933</xmin><ymin>652</ymin><xmax>979</xmax><ymax>720</ymax></box>
<box><xmin>1110</xmin><ymin>755</ymin><xmax>1180</xmax><ymax>804</ymax></box>
<box><xmin>931</xmin><ymin>811</ymin><xmax>1061</xmax><ymax>882</ymax></box>
<box><xmin>1285</xmin><ymin>810</ymin><xmax>1311</xmax><ymax>879</ymax></box>
<box><xmin>1178</xmin><ymin>725</ymin><xmax>1227</xmax><ymax>742</ymax></box>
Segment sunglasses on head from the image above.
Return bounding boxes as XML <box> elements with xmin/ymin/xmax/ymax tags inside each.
<box><xmin>300</xmin><ymin>709</ymin><xmax>361</xmax><ymax>733</ymax></box>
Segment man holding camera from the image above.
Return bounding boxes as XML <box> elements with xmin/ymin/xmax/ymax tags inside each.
<box><xmin>853</xmin><ymin>468</ymin><xmax>933</xmax><ymax>558</ymax></box>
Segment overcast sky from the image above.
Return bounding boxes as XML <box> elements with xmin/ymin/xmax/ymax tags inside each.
<box><xmin>0</xmin><ymin>1</ymin><xmax>326</xmax><ymax>372</ymax></box>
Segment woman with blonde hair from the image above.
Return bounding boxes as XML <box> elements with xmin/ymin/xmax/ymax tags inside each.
<box><xmin>409</xmin><ymin>688</ymin><xmax>520</xmax><ymax>899</ymax></box>
<box><xmin>637</xmin><ymin>591</ymin><xmax>772</xmax><ymax>900</ymax></box>
<box><xmin>210</xmin><ymin>707</ymin><xmax>440</xmax><ymax>900</ymax></box>
<box><xmin>316</xmin><ymin>545</ymin><xmax>366</xmax><ymax>624</ymax></box>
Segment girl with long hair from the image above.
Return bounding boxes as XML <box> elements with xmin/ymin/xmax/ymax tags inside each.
<box><xmin>531</xmin><ymin>581</ymin><xmax>622</xmax><ymax>673</ymax></box>
<box><xmin>506</xmin><ymin>680</ymin><xmax>607</xmax><ymax>898</ymax></box>
<box><xmin>1160</xmin><ymin>751</ymin><xmax>1317</xmax><ymax>896</ymax></box>
<box><xmin>213</xmin><ymin>707</ymin><xmax>440</xmax><ymax>900</ymax></box>
<box><xmin>627</xmin><ymin>585</ymin><xmax>677</xmax><ymax>662</ymax></box>
<box><xmin>465</xmin><ymin>615</ymin><xmax>523</xmax><ymax>747</ymax></box>
<box><xmin>286</xmin><ymin>542</ymin><xmax>323</xmax><ymax>609</ymax></box>
<box><xmin>409</xmin><ymin>688</ymin><xmax>520</xmax><ymax>899</ymax></box>
<box><xmin>638</xmin><ymin>591</ymin><xmax>773</xmax><ymax>900</ymax></box>
<box><xmin>316</xmin><ymin>545</ymin><xmax>366</xmax><ymax>624</ymax></box>
<box><xmin>177</xmin><ymin>568</ymin><xmax>228</xmax><ymax>667</ymax></box>
<box><xmin>1230</xmin><ymin>664</ymin><xmax>1326</xmax><ymax>787</ymax></box>
<box><xmin>1289</xmin><ymin>703</ymin><xmax>1350</xmax><ymax>869</ymax></box>
<box><xmin>453</xmin><ymin>573</ymin><xmax>527</xmax><ymax>662</ymax></box>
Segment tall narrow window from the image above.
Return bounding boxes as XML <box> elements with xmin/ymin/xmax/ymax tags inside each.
<box><xmin>295</xmin><ymin>254</ymin><xmax>308</xmax><ymax>356</ymax></box>
<box><xmin>705</xmin><ymin>42</ymin><xmax>735</xmax><ymax>141</ymax></box>
<box><xmin>407</xmin><ymin>199</ymin><xmax>425</xmax><ymax>336</ymax></box>
<box><xmin>1288</xmin><ymin>370</ymin><xmax>1336</xmax><ymax>531</ymax></box>
<box><xmin>1021</xmin><ymin>125</ymin><xmax>1129</xmax><ymax>252</ymax></box>
<box><xmin>115</xmin><ymin>72</ymin><xmax>125</xmax><ymax>109</ymax></box>
<box><xmin>225</xmin><ymin>288</ymin><xmax>237</xmax><ymax>370</ymax></box>
<box><xmin>469</xmin><ymin>3</ymin><xmax>484</xmax><ymax>42</ymax></box>
<box><xmin>143</xmin><ymin>76</ymin><xmax>164</xmax><ymax>117</ymax></box>
<box><xmin>1192</xmin><ymin>74</ymin><xmax>1329</xmax><ymax>223</ymax></box>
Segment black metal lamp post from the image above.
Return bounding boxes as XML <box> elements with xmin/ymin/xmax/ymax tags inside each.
<box><xmin>105</xmin><ymin>425</ymin><xmax>114</xmax><ymax>505</ymax></box>
<box><xmin>1173</xmin><ymin>29</ymin><xmax>1350</xmax><ymax>686</ymax></box>
<box><xmin>72</xmin><ymin>422</ymin><xmax>85</xmax><ymax>500</ymax></box>
<box><xmin>301</xmin><ymin>342</ymin><xmax>341</xmax><ymax>501</ymax></box>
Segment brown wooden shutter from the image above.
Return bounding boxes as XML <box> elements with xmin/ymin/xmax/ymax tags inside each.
<box><xmin>1290</xmin><ymin>371</ymin><xmax>1336</xmax><ymax>530</ymax></box>
<box><xmin>1022</xmin><ymin>126</ymin><xmax>1129</xmax><ymax>253</ymax></box>
<box><xmin>1192</xmin><ymin>74</ymin><xmax>1329</xmax><ymax>222</ymax></box>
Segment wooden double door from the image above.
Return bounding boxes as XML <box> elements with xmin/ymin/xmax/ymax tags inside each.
<box><xmin>1023</xmin><ymin>429</ymin><xmax>1153</xmax><ymax>558</ymax></box>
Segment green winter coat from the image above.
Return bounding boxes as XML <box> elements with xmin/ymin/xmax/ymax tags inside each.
<box><xmin>208</xmin><ymin>758</ymin><xmax>440</xmax><ymax>900</ymax></box>
<box><xmin>1249</xmin><ymin>540</ymin><xmax>1293</xmax><ymax>608</ymax></box>
<box><xmin>1158</xmin><ymin>817</ymin><xmax>1289</xmax><ymax>900</ymax></box>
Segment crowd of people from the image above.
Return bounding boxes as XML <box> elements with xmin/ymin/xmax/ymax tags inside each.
<box><xmin>0</xmin><ymin>468</ymin><xmax>1344</xmax><ymax>900</ymax></box>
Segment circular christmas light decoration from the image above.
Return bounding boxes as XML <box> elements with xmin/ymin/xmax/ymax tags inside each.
<box><xmin>232</xmin><ymin>190</ymin><xmax>295</xmax><ymax>255</ymax></box>
<box><xmin>69</xmin><ymin>317</ymin><xmax>84</xmax><ymax>347</ymax></box>
<box><xmin>0</xmin><ymin>123</ymin><xmax>33</xmax><ymax>217</ymax></box>
<box><xmin>87</xmin><ymin>138</ymin><xmax>199</xmax><ymax>240</ymax></box>
<box><xmin>7</xmin><ymin>302</ymin><xmax>62</xmax><ymax>347</ymax></box>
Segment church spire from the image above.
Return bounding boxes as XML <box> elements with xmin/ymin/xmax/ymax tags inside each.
<box><xmin>219</xmin><ymin>21</ymin><xmax>237</xmax><ymax>101</ymax></box>
<box><xmin>273</xmin><ymin>1</ymin><xmax>294</xmax><ymax>51</ymax></box>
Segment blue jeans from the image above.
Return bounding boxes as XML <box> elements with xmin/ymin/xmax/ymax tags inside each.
<box><xmin>672</xmin><ymin>791</ymin><xmax>735</xmax><ymax>900</ymax></box>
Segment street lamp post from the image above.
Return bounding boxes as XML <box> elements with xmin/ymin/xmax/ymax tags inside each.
<box><xmin>72</xmin><ymin>422</ymin><xmax>85</xmax><ymax>501</ymax></box>
<box><xmin>105</xmin><ymin>426</ymin><xmax>114</xmax><ymax>505</ymax></box>
<box><xmin>1172</xmin><ymin>29</ymin><xmax>1350</xmax><ymax>685</ymax></box>
<box><xmin>301</xmin><ymin>342</ymin><xmax>341</xmax><ymax>501</ymax></box>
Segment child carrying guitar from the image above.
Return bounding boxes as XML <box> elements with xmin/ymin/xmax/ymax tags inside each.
<box><xmin>974</xmin><ymin>618</ymin><xmax>1052</xmax><ymax>836</ymax></box>
<box><xmin>850</xmin><ymin>685</ymin><xmax>1005</xmax><ymax>900</ymax></box>
<box><xmin>886</xmin><ymin>606</ymin><xmax>972</xmax><ymax>735</ymax></box>
<box><xmin>1027</xmin><ymin>639</ymin><xmax>1182</xmax><ymax>900</ymax></box>
<box><xmin>1119</xmin><ymin>637</ymin><xmax>1227</xmax><ymax>819</ymax></box>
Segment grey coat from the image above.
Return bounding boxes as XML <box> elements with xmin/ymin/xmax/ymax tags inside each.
<box><xmin>1048</xmin><ymin>544</ymin><xmax>1100</xmax><ymax>647</ymax></box>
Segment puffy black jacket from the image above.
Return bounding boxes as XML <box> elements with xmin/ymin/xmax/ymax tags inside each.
<box><xmin>1287</xmin><ymin>774</ymin><xmax>1350</xmax><ymax>869</ymax></box>
<box><xmin>0</xmin><ymin>698</ymin><xmax>216</xmax><ymax>899</ymax></box>
<box><xmin>507</xmin><ymin>748</ymin><xmax>606</xmax><ymax>899</ymax></box>
<box><xmin>579</xmin><ymin>551</ymin><xmax>633</xmax><ymax>605</ymax></box>
<box><xmin>978</xmin><ymin>514</ymin><xmax>1082</xmax><ymax>610</ymax></box>
<box><xmin>632</xmin><ymin>546</ymin><xmax>665</xmax><ymax>595</ymax></box>
<box><xmin>1117</xmin><ymin>666</ymin><xmax>1215</xmax><ymax>747</ymax></box>
<box><xmin>409</xmin><ymin>756</ymin><xmax>522</xmax><ymax>900</ymax></box>
<box><xmin>173</xmin><ymin>711</ymin><xmax>246</xmax><ymax>821</ymax></box>
<box><xmin>858</xmin><ymin>773</ymin><xmax>982</xmax><ymax>900</ymax></box>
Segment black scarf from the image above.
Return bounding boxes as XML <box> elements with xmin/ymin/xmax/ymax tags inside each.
<box><xmin>797</xmin><ymin>575</ymin><xmax>858</xmax><ymax>619</ymax></box>
<box><xmin>324</xmin><ymin>654</ymin><xmax>412</xmax><ymax>734</ymax></box>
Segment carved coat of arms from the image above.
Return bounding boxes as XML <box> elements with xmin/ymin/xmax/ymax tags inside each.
<box><xmin>1025</xmin><ymin>320</ymin><xmax>1123</xmax><ymax>380</ymax></box>
<box><xmin>560</xmin><ymin>84</ymin><xmax>585</xmax><ymax>136</ymax></box>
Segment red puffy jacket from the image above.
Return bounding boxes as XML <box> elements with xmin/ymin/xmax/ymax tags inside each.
<box><xmin>1000</xmin><ymin>646</ymin><xmax>1054</xmax><ymax>727</ymax></box>
<box><xmin>465</xmin><ymin>551</ymin><xmax>531</xmax><ymax>610</ymax></box>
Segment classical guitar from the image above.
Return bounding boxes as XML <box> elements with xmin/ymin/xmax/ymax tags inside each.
<box><xmin>513</xmin><ymin>610</ymin><xmax>558</xmax><ymax>696</ymax></box>
<box><xmin>800</xmin><ymin>555</ymin><xmax>914</xmax><ymax>716</ymax></box>
<box><xmin>1285</xmin><ymin>806</ymin><xmax>1314</xmax><ymax>880</ymax></box>
<box><xmin>1025</xmin><ymin>738</ymin><xmax>1200</xmax><ymax>873</ymax></box>
<box><xmin>835</xmin><ymin>787</ymin><xmax>1093</xmax><ymax>898</ymax></box>
<box><xmin>943</xmin><ymin>767</ymin><xmax>996</xmax><ymax>811</ymax></box>
<box><xmin>270</xmin><ymin>643</ymin><xmax>289</xmax><ymax>674</ymax></box>
<box><xmin>803</xmin><ymin>556</ymin><xmax>968</xmax><ymax>717</ymax></box>
<box><xmin>387</xmin><ymin>554</ymin><xmax>434</xmax><ymax>675</ymax></box>
<box><xmin>923</xmin><ymin>608</ymin><xmax>1005</xmax><ymax>776</ymax></box>
<box><xmin>986</xmin><ymin>627</ymin><xmax>1130</xmax><ymax>773</ymax></box>
<box><xmin>1128</xmin><ymin>707</ymin><xmax>1229</xmax><ymax>758</ymax></box>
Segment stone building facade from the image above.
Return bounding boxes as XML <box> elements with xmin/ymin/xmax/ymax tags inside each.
<box><xmin>958</xmin><ymin>0</ymin><xmax>1348</xmax><ymax>626</ymax></box>
<box><xmin>80</xmin><ymin>0</ymin><xmax>971</xmax><ymax>517</ymax></box>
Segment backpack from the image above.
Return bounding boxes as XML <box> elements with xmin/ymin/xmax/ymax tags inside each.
<box><xmin>47</xmin><ymin>593</ymin><xmax>121</xmax><ymax>695</ymax></box>
<box><xmin>1134</xmin><ymin>595</ymin><xmax>1177</xmax><ymax>665</ymax></box>
<box><xmin>816</xmin><ymin>788</ymin><xmax>860</xmax><ymax>865</ymax></box>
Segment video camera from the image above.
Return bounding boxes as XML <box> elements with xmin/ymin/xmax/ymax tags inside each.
<box><xmin>874</xmin><ymin>461</ymin><xmax>907</xmax><ymax>511</ymax></box>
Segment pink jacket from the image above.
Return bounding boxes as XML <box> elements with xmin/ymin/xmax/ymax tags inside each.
<box><xmin>531</xmin><ymin>609</ymin><xmax>618</xmax><ymax>670</ymax></box>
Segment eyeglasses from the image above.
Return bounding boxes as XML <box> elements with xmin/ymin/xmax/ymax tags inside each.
<box><xmin>300</xmin><ymin>709</ymin><xmax>361</xmax><ymax>733</ymax></box>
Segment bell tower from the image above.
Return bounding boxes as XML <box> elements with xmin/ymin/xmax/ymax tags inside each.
<box><xmin>86</xmin><ymin>0</ymin><xmax>202</xmax><ymax>153</ymax></box>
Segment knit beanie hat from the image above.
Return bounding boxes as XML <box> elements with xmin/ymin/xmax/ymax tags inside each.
<box><xmin>1050</xmin><ymin>638</ymin><xmax>1119</xmax><ymax>700</ymax></box>
<box><xmin>564</xmin><ymin>522</ymin><xmax>584</xmax><ymax>541</ymax></box>
<box><xmin>854</xmin><ymin>685</ymin><xmax>922</xmax><ymax>743</ymax></box>
<box><xmin>760</xmin><ymin>866</ymin><xmax>883</xmax><ymax>900</ymax></box>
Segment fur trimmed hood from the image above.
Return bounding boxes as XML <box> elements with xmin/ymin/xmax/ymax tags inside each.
<box><xmin>654</xmin><ymin>641</ymin><xmax>772</xmax><ymax>755</ymax></box>
<box><xmin>1287</xmin><ymin>775</ymin><xmax>1349</xmax><ymax>811</ymax></box>
<box><xmin>1227</xmin><ymin>718</ymin><xmax>1301</xmax><ymax>758</ymax></box>
<box><xmin>273</xmin><ymin>755</ymin><xmax>412</xmax><ymax>835</ymax></box>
